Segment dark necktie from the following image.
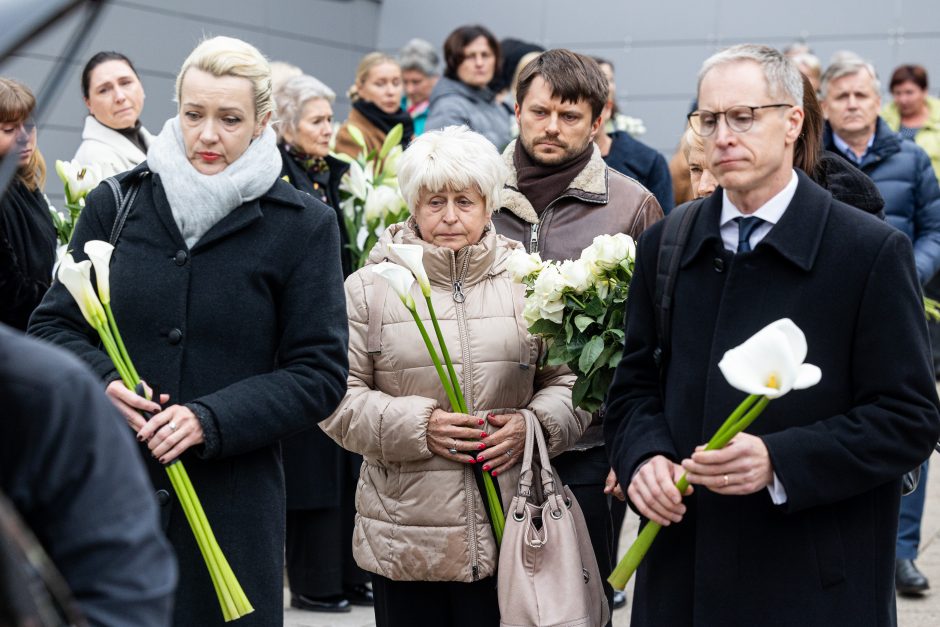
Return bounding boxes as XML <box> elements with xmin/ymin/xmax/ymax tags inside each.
<box><xmin>735</xmin><ymin>216</ymin><xmax>764</xmax><ymax>253</ymax></box>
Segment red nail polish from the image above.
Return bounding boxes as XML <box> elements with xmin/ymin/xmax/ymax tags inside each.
<box><xmin>478</xmin><ymin>442</ymin><xmax>486</xmax><ymax>450</ymax></box>
<box><xmin>468</xmin><ymin>458</ymin><xmax>476</xmax><ymax>464</ymax></box>
<box><xmin>491</xmin><ymin>470</ymin><xmax>499</xmax><ymax>477</ymax></box>
<box><xmin>481</xmin><ymin>432</ymin><xmax>488</xmax><ymax>438</ymax></box>
<box><xmin>158</xmin><ymin>457</ymin><xmax>166</xmax><ymax>464</ymax></box>
<box><xmin>478</xmin><ymin>419</ymin><xmax>485</xmax><ymax>425</ymax></box>
<box><xmin>477</xmin><ymin>454</ymin><xmax>485</xmax><ymax>462</ymax></box>
<box><xmin>483</xmin><ymin>464</ymin><xmax>490</xmax><ymax>471</ymax></box>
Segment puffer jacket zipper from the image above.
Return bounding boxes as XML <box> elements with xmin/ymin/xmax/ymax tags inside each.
<box><xmin>451</xmin><ymin>250</ymin><xmax>479</xmax><ymax>580</ymax></box>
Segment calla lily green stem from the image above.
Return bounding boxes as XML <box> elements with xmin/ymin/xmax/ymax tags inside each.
<box><xmin>608</xmin><ymin>394</ymin><xmax>771</xmax><ymax>590</ymax></box>
<box><xmin>425</xmin><ymin>296</ymin><xmax>464</xmax><ymax>412</ymax></box>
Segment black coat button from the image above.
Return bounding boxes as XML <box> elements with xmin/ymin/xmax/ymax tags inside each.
<box><xmin>174</xmin><ymin>250</ymin><xmax>188</xmax><ymax>266</ymax></box>
<box><xmin>713</xmin><ymin>257</ymin><xmax>725</xmax><ymax>272</ymax></box>
<box><xmin>155</xmin><ymin>489</ymin><xmax>170</xmax><ymax>506</ymax></box>
<box><xmin>168</xmin><ymin>328</ymin><xmax>183</xmax><ymax>345</ymax></box>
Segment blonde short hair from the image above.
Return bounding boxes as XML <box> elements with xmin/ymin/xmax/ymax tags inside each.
<box><xmin>398</xmin><ymin>125</ymin><xmax>507</xmax><ymax>215</ymax></box>
<box><xmin>176</xmin><ymin>36</ymin><xmax>274</xmax><ymax>122</ymax></box>
<box><xmin>349</xmin><ymin>52</ymin><xmax>399</xmax><ymax>101</ymax></box>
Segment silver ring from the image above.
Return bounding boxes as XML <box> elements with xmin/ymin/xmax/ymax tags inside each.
<box><xmin>723</xmin><ymin>474</ymin><xmax>729</xmax><ymax>487</ymax></box>
<box><xmin>505</xmin><ymin>448</ymin><xmax>514</xmax><ymax>458</ymax></box>
<box><xmin>448</xmin><ymin>439</ymin><xmax>459</xmax><ymax>455</ymax></box>
<box><xmin>167</xmin><ymin>421</ymin><xmax>178</xmax><ymax>432</ymax></box>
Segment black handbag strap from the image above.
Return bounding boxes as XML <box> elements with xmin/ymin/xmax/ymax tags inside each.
<box><xmin>652</xmin><ymin>199</ymin><xmax>704</xmax><ymax>376</ymax></box>
<box><xmin>104</xmin><ymin>172</ymin><xmax>148</xmax><ymax>246</ymax></box>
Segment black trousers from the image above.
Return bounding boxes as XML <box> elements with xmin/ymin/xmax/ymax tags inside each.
<box><xmin>371</xmin><ymin>574</ymin><xmax>500</xmax><ymax>627</ymax></box>
<box><xmin>285</xmin><ymin>473</ymin><xmax>368</xmax><ymax>597</ymax></box>
<box><xmin>552</xmin><ymin>446</ymin><xmax>615</xmax><ymax>627</ymax></box>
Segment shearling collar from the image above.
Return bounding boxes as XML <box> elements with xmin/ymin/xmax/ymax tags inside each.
<box><xmin>498</xmin><ymin>140</ymin><xmax>610</xmax><ymax>224</ymax></box>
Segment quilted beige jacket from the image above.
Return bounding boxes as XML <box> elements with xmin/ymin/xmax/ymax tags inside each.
<box><xmin>320</xmin><ymin>220</ymin><xmax>586</xmax><ymax>582</ymax></box>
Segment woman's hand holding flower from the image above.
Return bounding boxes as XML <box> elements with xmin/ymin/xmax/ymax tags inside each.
<box><xmin>138</xmin><ymin>405</ymin><xmax>205</xmax><ymax>465</ymax></box>
<box><xmin>681</xmin><ymin>433</ymin><xmax>773</xmax><ymax>495</ymax></box>
<box><xmin>428</xmin><ymin>408</ymin><xmax>487</xmax><ymax>463</ymax></box>
<box><xmin>106</xmin><ymin>379</ymin><xmax>168</xmax><ymax>432</ymax></box>
<box><xmin>476</xmin><ymin>412</ymin><xmax>526</xmax><ymax>476</ymax></box>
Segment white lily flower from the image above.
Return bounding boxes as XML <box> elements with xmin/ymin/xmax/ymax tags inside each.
<box><xmin>506</xmin><ymin>249</ymin><xmax>544</xmax><ymax>282</ymax></box>
<box><xmin>57</xmin><ymin>254</ymin><xmax>106</xmax><ymax>328</ymax></box>
<box><xmin>365</xmin><ymin>185</ymin><xmax>402</xmax><ymax>222</ymax></box>
<box><xmin>343</xmin><ymin>160</ymin><xmax>368</xmax><ymax>200</ymax></box>
<box><xmin>383</xmin><ymin>145</ymin><xmax>403</xmax><ymax>177</ymax></box>
<box><xmin>718</xmin><ymin>318</ymin><xmax>822</xmax><ymax>399</ymax></box>
<box><xmin>84</xmin><ymin>240</ymin><xmax>115</xmax><ymax>305</ymax></box>
<box><xmin>55</xmin><ymin>159</ymin><xmax>103</xmax><ymax>204</ymax></box>
<box><xmin>389</xmin><ymin>244</ymin><xmax>431</xmax><ymax>297</ymax></box>
<box><xmin>559</xmin><ymin>258</ymin><xmax>594</xmax><ymax>294</ymax></box>
<box><xmin>372</xmin><ymin>261</ymin><xmax>416</xmax><ymax>310</ymax></box>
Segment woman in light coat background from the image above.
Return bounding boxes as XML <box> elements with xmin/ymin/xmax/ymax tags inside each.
<box><xmin>74</xmin><ymin>51</ymin><xmax>153</xmax><ymax>177</ymax></box>
<box><xmin>321</xmin><ymin>125</ymin><xmax>588</xmax><ymax>627</ymax></box>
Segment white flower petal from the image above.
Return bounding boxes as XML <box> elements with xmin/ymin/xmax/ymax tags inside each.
<box><xmin>84</xmin><ymin>240</ymin><xmax>114</xmax><ymax>305</ymax></box>
<box><xmin>793</xmin><ymin>364</ymin><xmax>822</xmax><ymax>390</ymax></box>
<box><xmin>57</xmin><ymin>254</ymin><xmax>104</xmax><ymax>327</ymax></box>
<box><xmin>372</xmin><ymin>261</ymin><xmax>416</xmax><ymax>310</ymax></box>
<box><xmin>390</xmin><ymin>243</ymin><xmax>431</xmax><ymax>297</ymax></box>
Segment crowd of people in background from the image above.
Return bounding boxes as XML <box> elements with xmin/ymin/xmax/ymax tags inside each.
<box><xmin>3</xmin><ymin>20</ymin><xmax>940</xmax><ymax>627</ymax></box>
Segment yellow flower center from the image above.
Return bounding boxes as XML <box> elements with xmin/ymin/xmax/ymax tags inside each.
<box><xmin>766</xmin><ymin>373</ymin><xmax>780</xmax><ymax>390</ymax></box>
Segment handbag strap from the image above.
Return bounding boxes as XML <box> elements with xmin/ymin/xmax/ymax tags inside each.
<box><xmin>104</xmin><ymin>172</ymin><xmax>147</xmax><ymax>246</ymax></box>
<box><xmin>514</xmin><ymin>412</ymin><xmax>562</xmax><ymax>518</ymax></box>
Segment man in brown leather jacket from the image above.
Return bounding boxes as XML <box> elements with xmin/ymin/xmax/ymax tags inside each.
<box><xmin>491</xmin><ymin>48</ymin><xmax>663</xmax><ymax>623</ymax></box>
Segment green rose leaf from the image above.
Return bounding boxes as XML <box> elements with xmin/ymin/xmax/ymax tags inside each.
<box><xmin>574</xmin><ymin>314</ymin><xmax>594</xmax><ymax>333</ymax></box>
<box><xmin>579</xmin><ymin>335</ymin><xmax>605</xmax><ymax>375</ymax></box>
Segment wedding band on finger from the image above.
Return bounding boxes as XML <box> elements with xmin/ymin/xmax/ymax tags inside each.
<box><xmin>723</xmin><ymin>474</ymin><xmax>729</xmax><ymax>487</ymax></box>
<box><xmin>448</xmin><ymin>439</ymin><xmax>459</xmax><ymax>455</ymax></box>
<box><xmin>167</xmin><ymin>421</ymin><xmax>178</xmax><ymax>432</ymax></box>
<box><xmin>505</xmin><ymin>448</ymin><xmax>513</xmax><ymax>458</ymax></box>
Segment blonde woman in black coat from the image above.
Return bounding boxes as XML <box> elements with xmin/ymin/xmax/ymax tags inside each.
<box><xmin>29</xmin><ymin>36</ymin><xmax>349</xmax><ymax>626</ymax></box>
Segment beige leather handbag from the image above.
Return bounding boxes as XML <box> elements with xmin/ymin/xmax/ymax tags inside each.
<box><xmin>497</xmin><ymin>412</ymin><xmax>610</xmax><ymax>627</ymax></box>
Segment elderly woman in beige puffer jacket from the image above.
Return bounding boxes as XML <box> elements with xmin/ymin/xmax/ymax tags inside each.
<box><xmin>320</xmin><ymin>126</ymin><xmax>587</xmax><ymax>627</ymax></box>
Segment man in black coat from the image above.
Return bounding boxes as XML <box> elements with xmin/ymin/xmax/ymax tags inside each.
<box><xmin>605</xmin><ymin>44</ymin><xmax>940</xmax><ymax>627</ymax></box>
<box><xmin>1</xmin><ymin>325</ymin><xmax>176</xmax><ymax>626</ymax></box>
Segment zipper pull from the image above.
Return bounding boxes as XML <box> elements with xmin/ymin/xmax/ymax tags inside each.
<box><xmin>453</xmin><ymin>279</ymin><xmax>465</xmax><ymax>303</ymax></box>
<box><xmin>529</xmin><ymin>223</ymin><xmax>540</xmax><ymax>253</ymax></box>
<box><xmin>472</xmin><ymin>564</ymin><xmax>479</xmax><ymax>580</ymax></box>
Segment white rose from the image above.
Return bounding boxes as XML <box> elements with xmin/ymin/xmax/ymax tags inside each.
<box><xmin>587</xmin><ymin>233</ymin><xmax>636</xmax><ymax>270</ymax></box>
<box><xmin>507</xmin><ymin>249</ymin><xmax>544</xmax><ymax>282</ymax></box>
<box><xmin>523</xmin><ymin>299</ymin><xmax>541</xmax><ymax>327</ymax></box>
<box><xmin>559</xmin><ymin>258</ymin><xmax>593</xmax><ymax>294</ymax></box>
<box><xmin>533</xmin><ymin>263</ymin><xmax>565</xmax><ymax>303</ymax></box>
<box><xmin>538</xmin><ymin>297</ymin><xmax>565</xmax><ymax>324</ymax></box>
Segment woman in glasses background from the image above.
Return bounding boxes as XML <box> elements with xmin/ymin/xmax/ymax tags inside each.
<box><xmin>0</xmin><ymin>77</ymin><xmax>56</xmax><ymax>330</ymax></box>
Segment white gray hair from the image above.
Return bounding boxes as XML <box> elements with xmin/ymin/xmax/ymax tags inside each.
<box><xmin>398</xmin><ymin>125</ymin><xmax>507</xmax><ymax>215</ymax></box>
<box><xmin>819</xmin><ymin>57</ymin><xmax>881</xmax><ymax>99</ymax></box>
<box><xmin>698</xmin><ymin>43</ymin><xmax>804</xmax><ymax>106</ymax></box>
<box><xmin>273</xmin><ymin>74</ymin><xmax>336</xmax><ymax>141</ymax></box>
<box><xmin>398</xmin><ymin>38</ymin><xmax>439</xmax><ymax>77</ymax></box>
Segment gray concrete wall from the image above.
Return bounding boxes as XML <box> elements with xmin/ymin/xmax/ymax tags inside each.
<box><xmin>0</xmin><ymin>0</ymin><xmax>380</xmax><ymax>201</ymax></box>
<box><xmin>377</xmin><ymin>0</ymin><xmax>940</xmax><ymax>156</ymax></box>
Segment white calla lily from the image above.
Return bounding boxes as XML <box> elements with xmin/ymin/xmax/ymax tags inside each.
<box><xmin>84</xmin><ymin>240</ymin><xmax>115</xmax><ymax>305</ymax></box>
<box><xmin>372</xmin><ymin>261</ymin><xmax>416</xmax><ymax>310</ymax></box>
<box><xmin>389</xmin><ymin>244</ymin><xmax>431</xmax><ymax>297</ymax></box>
<box><xmin>718</xmin><ymin>318</ymin><xmax>821</xmax><ymax>399</ymax></box>
<box><xmin>57</xmin><ymin>254</ymin><xmax>106</xmax><ymax>328</ymax></box>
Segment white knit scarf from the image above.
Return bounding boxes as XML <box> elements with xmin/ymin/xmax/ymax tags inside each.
<box><xmin>147</xmin><ymin>116</ymin><xmax>282</xmax><ymax>248</ymax></box>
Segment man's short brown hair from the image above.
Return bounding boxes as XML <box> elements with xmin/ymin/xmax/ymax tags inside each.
<box><xmin>515</xmin><ymin>49</ymin><xmax>608</xmax><ymax>120</ymax></box>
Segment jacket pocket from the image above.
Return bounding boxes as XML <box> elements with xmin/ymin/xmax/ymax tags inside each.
<box><xmin>808</xmin><ymin>506</ymin><xmax>847</xmax><ymax>588</ymax></box>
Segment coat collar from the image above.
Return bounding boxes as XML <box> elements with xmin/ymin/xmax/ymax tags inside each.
<box><xmin>823</xmin><ymin>118</ymin><xmax>900</xmax><ymax>165</ymax></box>
<box><xmin>681</xmin><ymin>169</ymin><xmax>830</xmax><ymax>272</ymax></box>
<box><xmin>81</xmin><ymin>115</ymin><xmax>151</xmax><ymax>160</ymax></box>
<box><xmin>497</xmin><ymin>140</ymin><xmax>609</xmax><ymax>224</ymax></box>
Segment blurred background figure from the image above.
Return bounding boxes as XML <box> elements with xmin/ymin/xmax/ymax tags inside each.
<box><xmin>398</xmin><ymin>38</ymin><xmax>439</xmax><ymax>136</ymax></box>
<box><xmin>681</xmin><ymin>126</ymin><xmax>718</xmax><ymax>200</ymax></box>
<box><xmin>884</xmin><ymin>64</ymin><xmax>940</xmax><ymax>181</ymax></box>
<box><xmin>594</xmin><ymin>57</ymin><xmax>674</xmax><ymax>213</ymax></box>
<box><xmin>784</xmin><ymin>43</ymin><xmax>823</xmax><ymax>93</ymax></box>
<box><xmin>490</xmin><ymin>37</ymin><xmax>543</xmax><ymax>104</ymax></box>
<box><xmin>0</xmin><ymin>77</ymin><xmax>56</xmax><ymax>331</ymax></box>
<box><xmin>74</xmin><ymin>52</ymin><xmax>151</xmax><ymax>177</ymax></box>
<box><xmin>425</xmin><ymin>25</ymin><xmax>512</xmax><ymax>149</ymax></box>
<box><xmin>335</xmin><ymin>52</ymin><xmax>413</xmax><ymax>158</ymax></box>
<box><xmin>274</xmin><ymin>73</ymin><xmax>373</xmax><ymax>613</ymax></box>
<box><xmin>270</xmin><ymin>60</ymin><xmax>303</xmax><ymax>95</ymax></box>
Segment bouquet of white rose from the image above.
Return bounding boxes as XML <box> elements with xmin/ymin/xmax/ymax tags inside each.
<box><xmin>333</xmin><ymin>123</ymin><xmax>410</xmax><ymax>269</ymax></box>
<box><xmin>509</xmin><ymin>233</ymin><xmax>636</xmax><ymax>412</ymax></box>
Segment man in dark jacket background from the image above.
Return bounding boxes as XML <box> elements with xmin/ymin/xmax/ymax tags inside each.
<box><xmin>491</xmin><ymin>48</ymin><xmax>663</xmax><ymax>623</ymax></box>
<box><xmin>1</xmin><ymin>325</ymin><xmax>176</xmax><ymax>626</ymax></box>
<box><xmin>821</xmin><ymin>55</ymin><xmax>940</xmax><ymax>596</ymax></box>
<box><xmin>605</xmin><ymin>44</ymin><xmax>940</xmax><ymax>627</ymax></box>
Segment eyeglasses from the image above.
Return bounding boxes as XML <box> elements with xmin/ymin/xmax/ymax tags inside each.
<box><xmin>687</xmin><ymin>104</ymin><xmax>792</xmax><ymax>136</ymax></box>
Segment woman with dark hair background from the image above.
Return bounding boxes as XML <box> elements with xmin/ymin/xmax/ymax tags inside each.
<box><xmin>424</xmin><ymin>25</ymin><xmax>512</xmax><ymax>149</ymax></box>
<box><xmin>74</xmin><ymin>51</ymin><xmax>152</xmax><ymax>177</ymax></box>
<box><xmin>0</xmin><ymin>77</ymin><xmax>56</xmax><ymax>330</ymax></box>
